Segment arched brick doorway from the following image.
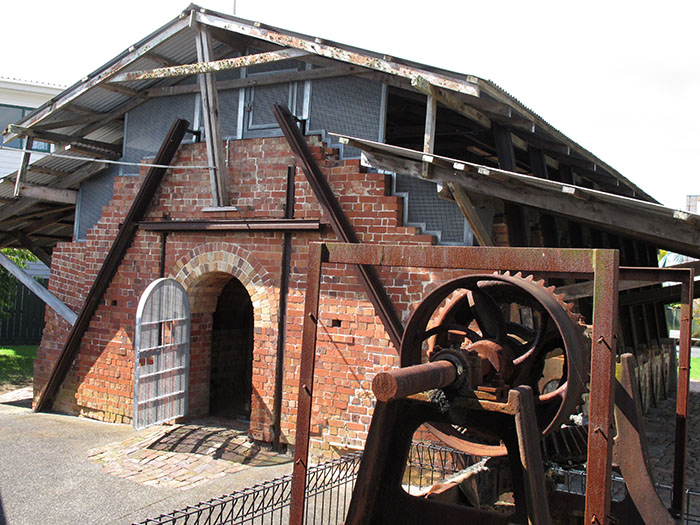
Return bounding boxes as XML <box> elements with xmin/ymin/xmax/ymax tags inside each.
<box><xmin>170</xmin><ymin>242</ymin><xmax>277</xmax><ymax>434</ymax></box>
<box><xmin>210</xmin><ymin>277</ymin><xmax>253</xmax><ymax>419</ymax></box>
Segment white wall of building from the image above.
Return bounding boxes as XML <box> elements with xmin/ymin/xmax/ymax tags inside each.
<box><xmin>0</xmin><ymin>78</ymin><xmax>63</xmax><ymax>177</ymax></box>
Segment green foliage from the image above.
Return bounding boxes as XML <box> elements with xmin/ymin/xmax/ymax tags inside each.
<box><xmin>0</xmin><ymin>345</ymin><xmax>37</xmax><ymax>386</ymax></box>
<box><xmin>0</xmin><ymin>248</ymin><xmax>38</xmax><ymax>319</ymax></box>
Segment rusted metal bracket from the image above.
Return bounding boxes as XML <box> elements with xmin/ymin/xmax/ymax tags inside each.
<box><xmin>272</xmin><ymin>103</ymin><xmax>403</xmax><ymax>350</ymax></box>
<box><xmin>35</xmin><ymin>118</ymin><xmax>191</xmax><ymax>412</ymax></box>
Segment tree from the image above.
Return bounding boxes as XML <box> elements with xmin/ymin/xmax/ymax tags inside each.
<box><xmin>0</xmin><ymin>248</ymin><xmax>38</xmax><ymax>319</ymax></box>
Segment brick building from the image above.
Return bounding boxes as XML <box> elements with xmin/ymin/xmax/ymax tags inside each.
<box><xmin>2</xmin><ymin>5</ymin><xmax>699</xmax><ymax>455</ymax></box>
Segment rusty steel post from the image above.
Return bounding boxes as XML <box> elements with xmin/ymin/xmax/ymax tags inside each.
<box><xmin>289</xmin><ymin>242</ymin><xmax>326</xmax><ymax>525</ymax></box>
<box><xmin>585</xmin><ymin>249</ymin><xmax>619</xmax><ymax>525</ymax></box>
<box><xmin>672</xmin><ymin>269</ymin><xmax>695</xmax><ymax>516</ymax></box>
<box><xmin>372</xmin><ymin>360</ymin><xmax>457</xmax><ymax>402</ymax></box>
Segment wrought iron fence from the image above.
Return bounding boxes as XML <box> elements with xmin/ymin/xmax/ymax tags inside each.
<box><xmin>134</xmin><ymin>442</ymin><xmax>469</xmax><ymax>525</ymax></box>
<box><xmin>136</xmin><ymin>442</ymin><xmax>699</xmax><ymax>524</ymax></box>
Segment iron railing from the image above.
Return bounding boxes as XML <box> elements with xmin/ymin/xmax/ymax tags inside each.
<box><xmin>136</xmin><ymin>442</ymin><xmax>699</xmax><ymax>524</ymax></box>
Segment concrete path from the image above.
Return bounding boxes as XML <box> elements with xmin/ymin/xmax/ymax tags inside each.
<box><xmin>0</xmin><ymin>388</ymin><xmax>292</xmax><ymax>525</ymax></box>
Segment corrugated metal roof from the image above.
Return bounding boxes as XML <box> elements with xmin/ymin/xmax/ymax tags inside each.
<box><xmin>0</xmin><ymin>3</ymin><xmax>660</xmax><ymax>254</ymax></box>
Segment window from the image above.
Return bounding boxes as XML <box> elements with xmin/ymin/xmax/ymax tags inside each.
<box><xmin>0</xmin><ymin>104</ymin><xmax>50</xmax><ymax>152</ymax></box>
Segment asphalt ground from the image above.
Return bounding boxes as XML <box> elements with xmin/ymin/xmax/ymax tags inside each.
<box><xmin>0</xmin><ymin>390</ymin><xmax>292</xmax><ymax>525</ymax></box>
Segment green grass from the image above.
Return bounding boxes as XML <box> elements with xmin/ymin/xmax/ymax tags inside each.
<box><xmin>690</xmin><ymin>356</ymin><xmax>700</xmax><ymax>382</ymax></box>
<box><xmin>0</xmin><ymin>345</ymin><xmax>37</xmax><ymax>387</ymax></box>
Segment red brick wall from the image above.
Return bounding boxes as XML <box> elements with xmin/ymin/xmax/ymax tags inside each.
<box><xmin>35</xmin><ymin>135</ymin><xmax>443</xmax><ymax>455</ymax></box>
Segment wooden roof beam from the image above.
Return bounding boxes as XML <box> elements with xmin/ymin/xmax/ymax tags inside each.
<box><xmin>340</xmin><ymin>136</ymin><xmax>700</xmax><ymax>258</ymax></box>
<box><xmin>145</xmin><ymin>63</ymin><xmax>361</xmax><ymax>98</ymax></box>
<box><xmin>8</xmin><ymin>230</ymin><xmax>52</xmax><ymax>267</ymax></box>
<box><xmin>412</xmin><ymin>76</ymin><xmax>491</xmax><ymax>129</ymax></box>
<box><xmin>195</xmin><ymin>10</ymin><xmax>480</xmax><ymax>97</ymax></box>
<box><xmin>3</xmin><ymin>14</ymin><xmax>191</xmax><ymax>143</ymax></box>
<box><xmin>7</xmin><ymin>125</ymin><xmax>122</xmax><ymax>157</ymax></box>
<box><xmin>108</xmin><ymin>48</ymin><xmax>309</xmax><ymax>82</ymax></box>
<box><xmin>100</xmin><ymin>83</ymin><xmax>148</xmax><ymax>99</ymax></box>
<box><xmin>17</xmin><ymin>183</ymin><xmax>77</xmax><ymax>204</ymax></box>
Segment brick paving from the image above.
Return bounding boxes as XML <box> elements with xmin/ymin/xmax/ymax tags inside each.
<box><xmin>88</xmin><ymin>418</ymin><xmax>292</xmax><ymax>491</ymax></box>
<box><xmin>644</xmin><ymin>384</ymin><xmax>700</xmax><ymax>491</ymax></box>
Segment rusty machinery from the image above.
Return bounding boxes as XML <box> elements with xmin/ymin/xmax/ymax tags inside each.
<box><xmin>289</xmin><ymin>243</ymin><xmax>694</xmax><ymax>525</ymax></box>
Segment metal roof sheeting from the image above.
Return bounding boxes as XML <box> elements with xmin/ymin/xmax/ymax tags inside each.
<box><xmin>0</xmin><ymin>3</ymin><xmax>660</xmax><ymax>253</ymax></box>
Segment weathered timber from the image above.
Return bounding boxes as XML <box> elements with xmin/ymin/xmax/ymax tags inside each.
<box><xmin>0</xmin><ymin>251</ymin><xmax>76</xmax><ymax>325</ymax></box>
<box><xmin>448</xmin><ymin>183</ymin><xmax>493</xmax><ymax>246</ymax></box>
<box><xmin>339</xmin><ymin>135</ymin><xmax>700</xmax><ymax>258</ymax></box>
<box><xmin>273</xmin><ymin>104</ymin><xmax>403</xmax><ymax>350</ymax></box>
<box><xmin>34</xmin><ymin>118</ymin><xmax>190</xmax><ymax>413</ymax></box>
<box><xmin>109</xmin><ymin>48</ymin><xmax>309</xmax><ymax>82</ymax></box>
<box><xmin>493</xmin><ymin>122</ymin><xmax>526</xmax><ymax>246</ymax></box>
<box><xmin>18</xmin><ymin>184</ymin><xmax>77</xmax><ymax>204</ymax></box>
<box><xmin>13</xmin><ymin>136</ymin><xmax>33</xmax><ymax>198</ymax></box>
<box><xmin>139</xmin><ymin>218</ymin><xmax>321</xmax><ymax>231</ymax></box>
<box><xmin>195</xmin><ymin>11</ymin><xmax>480</xmax><ymax>97</ymax></box>
<box><xmin>145</xmin><ymin>64</ymin><xmax>361</xmax><ymax>97</ymax></box>
<box><xmin>412</xmin><ymin>76</ymin><xmax>492</xmax><ymax>129</ymax></box>
<box><xmin>8</xmin><ymin>230</ymin><xmax>52</xmax><ymax>267</ymax></box>
<box><xmin>195</xmin><ymin>24</ymin><xmax>228</xmax><ymax>206</ymax></box>
<box><xmin>6</xmin><ymin>125</ymin><xmax>122</xmax><ymax>156</ymax></box>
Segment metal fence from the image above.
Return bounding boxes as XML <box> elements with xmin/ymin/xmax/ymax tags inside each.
<box><xmin>136</xmin><ymin>442</ymin><xmax>699</xmax><ymax>524</ymax></box>
<box><xmin>134</xmin><ymin>442</ymin><xmax>468</xmax><ymax>525</ymax></box>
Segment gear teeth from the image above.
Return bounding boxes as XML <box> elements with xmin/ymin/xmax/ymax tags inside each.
<box><xmin>546</xmin><ymin>285</ymin><xmax>556</xmax><ymax>293</ymax></box>
<box><xmin>523</xmin><ymin>273</ymin><xmax>532</xmax><ymax>281</ymax></box>
<box><xmin>535</xmin><ymin>279</ymin><xmax>545</xmax><ymax>286</ymax></box>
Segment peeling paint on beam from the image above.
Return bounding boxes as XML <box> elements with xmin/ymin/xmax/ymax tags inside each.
<box><xmin>108</xmin><ymin>48</ymin><xmax>309</xmax><ymax>82</ymax></box>
<box><xmin>195</xmin><ymin>11</ymin><xmax>480</xmax><ymax>97</ymax></box>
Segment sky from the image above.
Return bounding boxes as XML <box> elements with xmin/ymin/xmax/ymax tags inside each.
<box><xmin>3</xmin><ymin>1</ymin><xmax>698</xmax><ymax>209</ymax></box>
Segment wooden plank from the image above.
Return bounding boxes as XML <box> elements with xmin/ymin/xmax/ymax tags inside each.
<box><xmin>412</xmin><ymin>76</ymin><xmax>491</xmax><ymax>129</ymax></box>
<box><xmin>13</xmin><ymin>137</ymin><xmax>34</xmax><ymax>198</ymax></box>
<box><xmin>195</xmin><ymin>11</ymin><xmax>480</xmax><ymax>97</ymax></box>
<box><xmin>139</xmin><ymin>218</ymin><xmax>321</xmax><ymax>231</ymax></box>
<box><xmin>145</xmin><ymin>64</ymin><xmax>361</xmax><ymax>98</ymax></box>
<box><xmin>108</xmin><ymin>48</ymin><xmax>309</xmax><ymax>82</ymax></box>
<box><xmin>18</xmin><ymin>184</ymin><xmax>77</xmax><ymax>204</ymax></box>
<box><xmin>195</xmin><ymin>25</ymin><xmax>228</xmax><ymax>206</ymax></box>
<box><xmin>8</xmin><ymin>125</ymin><xmax>122</xmax><ymax>156</ymax></box>
<box><xmin>528</xmin><ymin>146</ymin><xmax>559</xmax><ymax>247</ymax></box>
<box><xmin>3</xmin><ymin>16</ymin><xmax>190</xmax><ymax>143</ymax></box>
<box><xmin>493</xmin><ymin>122</ymin><xmax>526</xmax><ymax>246</ymax></box>
<box><xmin>0</xmin><ymin>251</ymin><xmax>76</xmax><ymax>325</ymax></box>
<box><xmin>356</xmin><ymin>146</ymin><xmax>700</xmax><ymax>258</ymax></box>
<box><xmin>448</xmin><ymin>182</ymin><xmax>493</xmax><ymax>246</ymax></box>
<box><xmin>99</xmin><ymin>83</ymin><xmax>147</xmax><ymax>99</ymax></box>
<box><xmin>422</xmin><ymin>91</ymin><xmax>437</xmax><ymax>179</ymax></box>
<box><xmin>8</xmin><ymin>230</ymin><xmax>52</xmax><ymax>267</ymax></box>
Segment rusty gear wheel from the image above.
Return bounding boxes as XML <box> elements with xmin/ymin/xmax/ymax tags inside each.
<box><xmin>400</xmin><ymin>272</ymin><xmax>589</xmax><ymax>456</ymax></box>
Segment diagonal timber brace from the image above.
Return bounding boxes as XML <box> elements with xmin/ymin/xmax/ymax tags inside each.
<box><xmin>272</xmin><ymin>103</ymin><xmax>403</xmax><ymax>349</ymax></box>
<box><xmin>34</xmin><ymin>118</ymin><xmax>190</xmax><ymax>413</ymax></box>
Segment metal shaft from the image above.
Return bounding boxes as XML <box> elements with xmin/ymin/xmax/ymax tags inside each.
<box><xmin>372</xmin><ymin>360</ymin><xmax>457</xmax><ymax>402</ymax></box>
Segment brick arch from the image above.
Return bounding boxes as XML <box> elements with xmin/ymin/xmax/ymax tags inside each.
<box><xmin>170</xmin><ymin>242</ymin><xmax>276</xmax><ymax>328</ymax></box>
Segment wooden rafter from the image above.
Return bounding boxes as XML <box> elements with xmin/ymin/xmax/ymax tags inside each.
<box><xmin>7</xmin><ymin>125</ymin><xmax>122</xmax><ymax>157</ymax></box>
<box><xmin>145</xmin><ymin>64</ymin><xmax>362</xmax><ymax>98</ymax></box>
<box><xmin>0</xmin><ymin>251</ymin><xmax>76</xmax><ymax>325</ymax></box>
<box><xmin>108</xmin><ymin>48</ymin><xmax>309</xmax><ymax>82</ymax></box>
<box><xmin>338</xmin><ymin>134</ymin><xmax>700</xmax><ymax>258</ymax></box>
